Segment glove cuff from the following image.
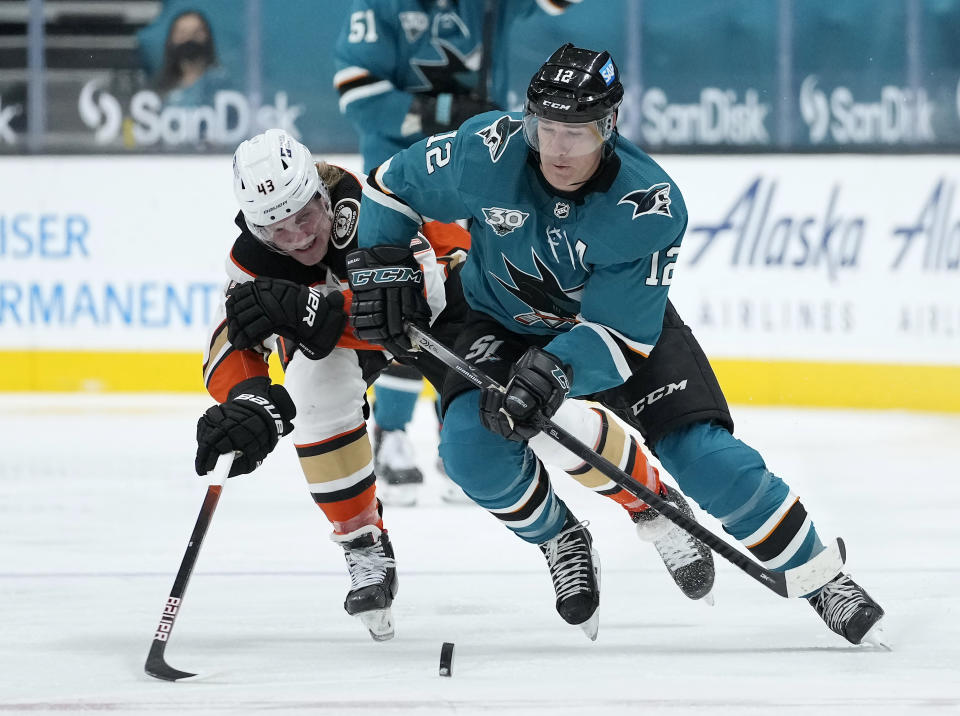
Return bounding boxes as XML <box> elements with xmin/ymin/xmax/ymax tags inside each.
<box><xmin>523</xmin><ymin>347</ymin><xmax>573</xmax><ymax>395</ymax></box>
<box><xmin>228</xmin><ymin>376</ymin><xmax>271</xmax><ymax>401</ymax></box>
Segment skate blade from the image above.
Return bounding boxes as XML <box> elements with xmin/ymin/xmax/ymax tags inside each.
<box><xmin>860</xmin><ymin>620</ymin><xmax>891</xmax><ymax>651</ymax></box>
<box><xmin>359</xmin><ymin>608</ymin><xmax>395</xmax><ymax>641</ymax></box>
<box><xmin>579</xmin><ymin>611</ymin><xmax>599</xmax><ymax>642</ymax></box>
<box><xmin>578</xmin><ymin>549</ymin><xmax>600</xmax><ymax>641</ymax></box>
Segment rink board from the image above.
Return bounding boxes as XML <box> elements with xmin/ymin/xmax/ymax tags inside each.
<box><xmin>2</xmin><ymin>349</ymin><xmax>959</xmax><ymax>413</ymax></box>
<box><xmin>1</xmin><ymin>154</ymin><xmax>958</xmax><ymax>411</ymax></box>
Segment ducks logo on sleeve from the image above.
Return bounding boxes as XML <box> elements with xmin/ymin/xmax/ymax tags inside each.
<box><xmin>618</xmin><ymin>183</ymin><xmax>673</xmax><ymax>219</ymax></box>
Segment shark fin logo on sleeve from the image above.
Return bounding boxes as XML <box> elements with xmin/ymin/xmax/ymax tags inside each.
<box><xmin>618</xmin><ymin>183</ymin><xmax>673</xmax><ymax>219</ymax></box>
<box><xmin>476</xmin><ymin>115</ymin><xmax>525</xmax><ymax>163</ymax></box>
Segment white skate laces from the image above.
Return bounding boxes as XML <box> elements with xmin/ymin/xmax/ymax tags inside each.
<box><xmin>812</xmin><ymin>576</ymin><xmax>869</xmax><ymax>633</ymax></box>
<box><xmin>338</xmin><ymin>528</ymin><xmax>396</xmax><ymax>591</ymax></box>
<box><xmin>632</xmin><ymin>486</ymin><xmax>716</xmax><ymax>603</ymax></box>
<box><xmin>542</xmin><ymin>520</ymin><xmax>594</xmax><ymax>602</ymax></box>
<box><xmin>807</xmin><ymin>572</ymin><xmax>886</xmax><ymax>646</ymax></box>
<box><xmin>649</xmin><ymin>521</ymin><xmax>702</xmax><ymax>572</ymax></box>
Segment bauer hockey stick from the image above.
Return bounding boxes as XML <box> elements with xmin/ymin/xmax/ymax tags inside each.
<box><xmin>406</xmin><ymin>324</ymin><xmax>846</xmax><ymax>599</ymax></box>
<box><xmin>145</xmin><ymin>451</ymin><xmax>235</xmax><ymax>682</ymax></box>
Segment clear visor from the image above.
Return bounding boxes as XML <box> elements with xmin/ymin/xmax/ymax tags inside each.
<box><xmin>250</xmin><ymin>193</ymin><xmax>331</xmax><ymax>252</ymax></box>
<box><xmin>522</xmin><ymin>113</ymin><xmax>614</xmax><ymax>158</ymax></box>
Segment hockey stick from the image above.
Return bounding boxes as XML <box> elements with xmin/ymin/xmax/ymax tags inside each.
<box><xmin>406</xmin><ymin>324</ymin><xmax>846</xmax><ymax>599</ymax></box>
<box><xmin>144</xmin><ymin>452</ymin><xmax>235</xmax><ymax>682</ymax></box>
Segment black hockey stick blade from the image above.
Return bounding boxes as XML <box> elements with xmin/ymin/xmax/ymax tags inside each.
<box><xmin>145</xmin><ymin>640</ymin><xmax>199</xmax><ymax>682</ymax></box>
<box><xmin>406</xmin><ymin>324</ymin><xmax>846</xmax><ymax>598</ymax></box>
<box><xmin>144</xmin><ymin>452</ymin><xmax>235</xmax><ymax>682</ymax></box>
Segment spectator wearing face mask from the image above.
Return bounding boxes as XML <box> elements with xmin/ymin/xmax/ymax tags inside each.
<box><xmin>154</xmin><ymin>10</ymin><xmax>233</xmax><ymax>107</ymax></box>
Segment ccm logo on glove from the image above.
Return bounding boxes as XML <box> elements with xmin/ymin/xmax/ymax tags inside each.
<box><xmin>348</xmin><ymin>266</ymin><xmax>423</xmax><ymax>288</ymax></box>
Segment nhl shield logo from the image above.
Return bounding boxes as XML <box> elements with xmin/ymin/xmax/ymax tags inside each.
<box><xmin>554</xmin><ymin>201</ymin><xmax>570</xmax><ymax>219</ymax></box>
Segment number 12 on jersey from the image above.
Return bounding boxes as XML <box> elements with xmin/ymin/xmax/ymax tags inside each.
<box><xmin>645</xmin><ymin>246</ymin><xmax>680</xmax><ymax>286</ymax></box>
<box><xmin>425</xmin><ymin>131</ymin><xmax>457</xmax><ymax>174</ymax></box>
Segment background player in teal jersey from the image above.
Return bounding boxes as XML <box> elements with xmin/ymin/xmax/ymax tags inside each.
<box><xmin>334</xmin><ymin>0</ymin><xmax>583</xmax><ymax>505</ymax></box>
<box><xmin>347</xmin><ymin>43</ymin><xmax>886</xmax><ymax>646</ymax></box>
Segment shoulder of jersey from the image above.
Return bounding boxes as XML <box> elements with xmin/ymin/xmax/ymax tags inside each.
<box><xmin>586</xmin><ymin>144</ymin><xmax>689</xmax><ymax>264</ymax></box>
<box><xmin>327</xmin><ymin>164</ymin><xmax>365</xmax><ymax>252</ymax></box>
<box><xmin>458</xmin><ymin>111</ymin><xmax>528</xmax><ymax>167</ymax></box>
<box><xmin>443</xmin><ymin>111</ymin><xmax>528</xmax><ymax>197</ymax></box>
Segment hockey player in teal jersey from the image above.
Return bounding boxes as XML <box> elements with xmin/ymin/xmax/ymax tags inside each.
<box><xmin>348</xmin><ymin>44</ymin><xmax>886</xmax><ymax>645</ymax></box>
<box><xmin>335</xmin><ymin>0</ymin><xmax>584</xmax><ymax>504</ymax></box>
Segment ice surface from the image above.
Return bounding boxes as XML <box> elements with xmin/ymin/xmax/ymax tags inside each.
<box><xmin>1</xmin><ymin>393</ymin><xmax>958</xmax><ymax>715</ymax></box>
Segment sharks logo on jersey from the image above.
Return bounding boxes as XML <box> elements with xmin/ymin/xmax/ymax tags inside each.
<box><xmin>410</xmin><ymin>38</ymin><xmax>482</xmax><ymax>94</ymax></box>
<box><xmin>618</xmin><ymin>183</ymin><xmax>673</xmax><ymax>219</ymax></box>
<box><xmin>476</xmin><ymin>115</ymin><xmax>525</xmax><ymax>163</ymax></box>
<box><xmin>492</xmin><ymin>250</ymin><xmax>584</xmax><ymax>329</ymax></box>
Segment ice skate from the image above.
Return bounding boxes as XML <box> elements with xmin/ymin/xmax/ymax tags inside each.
<box><xmin>808</xmin><ymin>572</ymin><xmax>886</xmax><ymax>646</ymax></box>
<box><xmin>373</xmin><ymin>427</ymin><xmax>424</xmax><ymax>507</ymax></box>
<box><xmin>331</xmin><ymin>524</ymin><xmax>398</xmax><ymax>641</ymax></box>
<box><xmin>539</xmin><ymin>512</ymin><xmax>601</xmax><ymax>641</ymax></box>
<box><xmin>632</xmin><ymin>484</ymin><xmax>715</xmax><ymax>603</ymax></box>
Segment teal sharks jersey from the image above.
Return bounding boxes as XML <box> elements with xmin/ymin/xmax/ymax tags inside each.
<box><xmin>358</xmin><ymin>111</ymin><xmax>688</xmax><ymax>396</ymax></box>
<box><xmin>334</xmin><ymin>0</ymin><xmax>580</xmax><ymax>170</ymax></box>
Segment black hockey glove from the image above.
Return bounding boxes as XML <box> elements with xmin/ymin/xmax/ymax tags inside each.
<box><xmin>410</xmin><ymin>93</ymin><xmax>500</xmax><ymax>136</ymax></box>
<box><xmin>225</xmin><ymin>277</ymin><xmax>347</xmax><ymax>360</ymax></box>
<box><xmin>479</xmin><ymin>347</ymin><xmax>572</xmax><ymax>442</ymax></box>
<box><xmin>195</xmin><ymin>377</ymin><xmax>296</xmax><ymax>478</ymax></box>
<box><xmin>346</xmin><ymin>246</ymin><xmax>431</xmax><ymax>356</ymax></box>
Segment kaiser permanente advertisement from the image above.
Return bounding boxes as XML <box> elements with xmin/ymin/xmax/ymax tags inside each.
<box><xmin>1</xmin><ymin>155</ymin><xmax>957</xmax><ymax>411</ymax></box>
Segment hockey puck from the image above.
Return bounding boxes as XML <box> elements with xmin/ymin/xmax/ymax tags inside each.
<box><xmin>438</xmin><ymin>642</ymin><xmax>455</xmax><ymax>677</ymax></box>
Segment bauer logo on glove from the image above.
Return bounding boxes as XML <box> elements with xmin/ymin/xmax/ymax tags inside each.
<box><xmin>302</xmin><ymin>286</ymin><xmax>324</xmax><ymax>328</ymax></box>
<box><xmin>195</xmin><ymin>377</ymin><xmax>296</xmax><ymax>478</ymax></box>
<box><xmin>234</xmin><ymin>392</ymin><xmax>287</xmax><ymax>436</ymax></box>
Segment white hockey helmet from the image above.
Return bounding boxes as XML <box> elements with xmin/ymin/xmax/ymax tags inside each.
<box><xmin>232</xmin><ymin>129</ymin><xmax>330</xmax><ymax>237</ymax></box>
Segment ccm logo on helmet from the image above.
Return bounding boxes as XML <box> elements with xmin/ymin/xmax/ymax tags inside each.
<box><xmin>348</xmin><ymin>267</ymin><xmax>422</xmax><ymax>287</ymax></box>
<box><xmin>542</xmin><ymin>100</ymin><xmax>572</xmax><ymax>110</ymax></box>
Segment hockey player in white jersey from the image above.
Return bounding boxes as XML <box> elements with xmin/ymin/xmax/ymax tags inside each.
<box><xmin>193</xmin><ymin>129</ymin><xmax>469</xmax><ymax>641</ymax></box>
<box><xmin>347</xmin><ymin>44</ymin><xmax>885</xmax><ymax>645</ymax></box>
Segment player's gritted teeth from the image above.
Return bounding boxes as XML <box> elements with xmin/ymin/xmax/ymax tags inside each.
<box><xmin>264</xmin><ymin>197</ymin><xmax>333</xmax><ymax>265</ymax></box>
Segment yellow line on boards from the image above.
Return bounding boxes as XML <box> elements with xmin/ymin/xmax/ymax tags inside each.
<box><xmin>710</xmin><ymin>359</ymin><xmax>960</xmax><ymax>413</ymax></box>
<box><xmin>0</xmin><ymin>351</ymin><xmax>958</xmax><ymax>413</ymax></box>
